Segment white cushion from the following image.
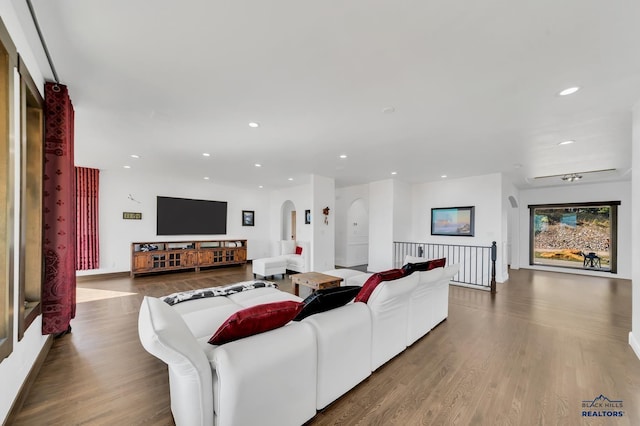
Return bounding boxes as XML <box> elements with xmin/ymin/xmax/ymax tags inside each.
<box><xmin>304</xmin><ymin>302</ymin><xmax>372</xmax><ymax>409</ymax></box>
<box><xmin>368</xmin><ymin>273</ymin><xmax>419</xmax><ymax>370</ymax></box>
<box><xmin>210</xmin><ymin>322</ymin><xmax>317</xmax><ymax>426</ymax></box>
<box><xmin>281</xmin><ymin>240</ymin><xmax>296</xmax><ymax>255</ymax></box>
<box><xmin>407</xmin><ymin>268</ymin><xmax>445</xmax><ymax>345</ymax></box>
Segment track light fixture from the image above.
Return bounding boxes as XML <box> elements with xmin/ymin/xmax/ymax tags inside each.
<box><xmin>561</xmin><ymin>173</ymin><xmax>582</xmax><ymax>182</ymax></box>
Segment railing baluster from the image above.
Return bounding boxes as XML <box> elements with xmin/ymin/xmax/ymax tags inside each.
<box><xmin>392</xmin><ymin>241</ymin><xmax>495</xmax><ymax>291</ymax></box>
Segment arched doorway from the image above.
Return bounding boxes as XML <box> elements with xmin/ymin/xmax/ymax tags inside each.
<box><xmin>281</xmin><ymin>200</ymin><xmax>296</xmax><ymax>241</ymax></box>
<box><xmin>346</xmin><ymin>198</ymin><xmax>369</xmax><ymax>267</ymax></box>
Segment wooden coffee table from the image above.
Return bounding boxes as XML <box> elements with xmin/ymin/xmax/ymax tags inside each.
<box><xmin>291</xmin><ymin>272</ymin><xmax>342</xmax><ymax>296</ymax></box>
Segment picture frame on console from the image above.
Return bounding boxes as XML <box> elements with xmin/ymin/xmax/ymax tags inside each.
<box><xmin>242</xmin><ymin>210</ymin><xmax>255</xmax><ymax>226</ymax></box>
<box><xmin>431</xmin><ymin>206</ymin><xmax>475</xmax><ymax>236</ymax></box>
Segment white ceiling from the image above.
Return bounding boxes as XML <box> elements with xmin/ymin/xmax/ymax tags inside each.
<box><xmin>25</xmin><ymin>0</ymin><xmax>640</xmax><ymax>190</ymax></box>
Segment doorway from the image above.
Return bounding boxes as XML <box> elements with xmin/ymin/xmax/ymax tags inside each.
<box><xmin>281</xmin><ymin>200</ymin><xmax>296</xmax><ymax>241</ymax></box>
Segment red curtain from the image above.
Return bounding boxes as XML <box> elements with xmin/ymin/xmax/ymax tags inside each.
<box><xmin>76</xmin><ymin>167</ymin><xmax>99</xmax><ymax>270</ymax></box>
<box><xmin>42</xmin><ymin>82</ymin><xmax>76</xmax><ymax>335</ymax></box>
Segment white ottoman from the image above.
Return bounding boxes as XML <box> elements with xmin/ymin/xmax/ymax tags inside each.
<box><xmin>252</xmin><ymin>256</ymin><xmax>287</xmax><ymax>279</ymax></box>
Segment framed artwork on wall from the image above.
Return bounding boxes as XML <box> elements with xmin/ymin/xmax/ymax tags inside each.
<box><xmin>431</xmin><ymin>206</ymin><xmax>475</xmax><ymax>236</ymax></box>
<box><xmin>305</xmin><ymin>209</ymin><xmax>311</xmax><ymax>224</ymax></box>
<box><xmin>242</xmin><ymin>210</ymin><xmax>255</xmax><ymax>226</ymax></box>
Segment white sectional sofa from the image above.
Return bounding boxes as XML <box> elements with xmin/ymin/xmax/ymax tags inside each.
<box><xmin>252</xmin><ymin>240</ymin><xmax>309</xmax><ymax>279</ymax></box>
<box><xmin>138</xmin><ymin>264</ymin><xmax>459</xmax><ymax>425</ymax></box>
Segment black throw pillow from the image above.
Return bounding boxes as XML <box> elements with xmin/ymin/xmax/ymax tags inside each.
<box><xmin>293</xmin><ymin>285</ymin><xmax>362</xmax><ymax>321</ymax></box>
<box><xmin>401</xmin><ymin>261</ymin><xmax>431</xmax><ymax>275</ymax></box>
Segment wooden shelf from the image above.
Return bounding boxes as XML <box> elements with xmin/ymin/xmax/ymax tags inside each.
<box><xmin>131</xmin><ymin>239</ymin><xmax>247</xmax><ymax>277</ymax></box>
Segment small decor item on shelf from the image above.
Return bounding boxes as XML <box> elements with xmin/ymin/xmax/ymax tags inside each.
<box><xmin>141</xmin><ymin>243</ymin><xmax>158</xmax><ymax>252</ymax></box>
<box><xmin>323</xmin><ymin>206</ymin><xmax>330</xmax><ymax>225</ymax></box>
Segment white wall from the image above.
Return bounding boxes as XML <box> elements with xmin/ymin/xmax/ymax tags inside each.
<box><xmin>411</xmin><ymin>173</ymin><xmax>507</xmax><ymax>282</ymax></box>
<box><xmin>310</xmin><ymin>175</ymin><xmax>335</xmax><ymax>272</ymax></box>
<box><xmin>0</xmin><ymin>4</ymin><xmax>50</xmax><ymax>422</ymax></box>
<box><xmin>393</xmin><ymin>180</ymin><xmax>412</xmax><ymax>242</ymax></box>
<box><xmin>83</xmin><ymin>168</ymin><xmax>273</xmax><ymax>275</ymax></box>
<box><xmin>630</xmin><ymin>102</ymin><xmax>640</xmax><ymax>359</ymax></box>
<box><xmin>517</xmin><ymin>181</ymin><xmax>632</xmax><ymax>279</ymax></box>
<box><xmin>368</xmin><ymin>180</ymin><xmax>395</xmax><ymax>272</ymax></box>
<box><xmin>335</xmin><ymin>184</ymin><xmax>369</xmax><ymax>267</ymax></box>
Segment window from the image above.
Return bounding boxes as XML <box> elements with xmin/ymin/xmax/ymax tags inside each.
<box><xmin>529</xmin><ymin>201</ymin><xmax>619</xmax><ymax>273</ymax></box>
<box><xmin>0</xmin><ymin>19</ymin><xmax>17</xmax><ymax>361</ymax></box>
<box><xmin>17</xmin><ymin>57</ymin><xmax>44</xmax><ymax>339</ymax></box>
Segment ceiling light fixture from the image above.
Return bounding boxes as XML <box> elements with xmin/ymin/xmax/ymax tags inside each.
<box><xmin>391</xmin><ymin>171</ymin><xmax>397</xmax><ymax>175</ymax></box>
<box><xmin>202</xmin><ymin>153</ymin><xmax>210</xmax><ymax>157</ymax></box>
<box><xmin>258</xmin><ymin>185</ymin><xmax>263</xmax><ymax>189</ymax></box>
<box><xmin>288</xmin><ymin>177</ymin><xmax>294</xmax><ymax>181</ymax></box>
<box><xmin>130</xmin><ymin>154</ymin><xmax>139</xmax><ymax>158</ymax></box>
<box><xmin>561</xmin><ymin>173</ymin><xmax>582</xmax><ymax>182</ymax></box>
<box><xmin>558</xmin><ymin>140</ymin><xmax>575</xmax><ymax>146</ymax></box>
<box><xmin>382</xmin><ymin>107</ymin><xmax>395</xmax><ymax>114</ymax></box>
<box><xmin>254</xmin><ymin>163</ymin><xmax>262</xmax><ymax>167</ymax></box>
<box><xmin>558</xmin><ymin>86</ymin><xmax>580</xmax><ymax>96</ymax></box>
<box><xmin>339</xmin><ymin>154</ymin><xmax>347</xmax><ymax>159</ymax></box>
<box><xmin>204</xmin><ymin>177</ymin><xmax>210</xmax><ymax>180</ymax></box>
<box><xmin>441</xmin><ymin>175</ymin><xmax>447</xmax><ymax>178</ymax></box>
<box><xmin>123</xmin><ymin>165</ymin><xmax>131</xmax><ymax>169</ymax></box>
<box><xmin>249</xmin><ymin>122</ymin><xmax>260</xmax><ymax>128</ymax></box>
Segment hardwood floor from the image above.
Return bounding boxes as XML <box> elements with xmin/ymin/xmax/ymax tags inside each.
<box><xmin>12</xmin><ymin>266</ymin><xmax>640</xmax><ymax>425</ymax></box>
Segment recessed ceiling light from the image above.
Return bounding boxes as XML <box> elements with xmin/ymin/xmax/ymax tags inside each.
<box><xmin>558</xmin><ymin>86</ymin><xmax>580</xmax><ymax>96</ymax></box>
<box><xmin>202</xmin><ymin>153</ymin><xmax>210</xmax><ymax>157</ymax></box>
<box><xmin>382</xmin><ymin>107</ymin><xmax>395</xmax><ymax>114</ymax></box>
<box><xmin>391</xmin><ymin>171</ymin><xmax>397</xmax><ymax>175</ymax></box>
<box><xmin>254</xmin><ymin>163</ymin><xmax>262</xmax><ymax>167</ymax></box>
<box><xmin>258</xmin><ymin>185</ymin><xmax>264</xmax><ymax>189</ymax></box>
<box><xmin>123</xmin><ymin>165</ymin><xmax>131</xmax><ymax>169</ymax></box>
<box><xmin>558</xmin><ymin>140</ymin><xmax>575</xmax><ymax>146</ymax></box>
<box><xmin>339</xmin><ymin>154</ymin><xmax>348</xmax><ymax>159</ymax></box>
<box><xmin>249</xmin><ymin>122</ymin><xmax>260</xmax><ymax>128</ymax></box>
<box><xmin>441</xmin><ymin>175</ymin><xmax>447</xmax><ymax>178</ymax></box>
<box><xmin>288</xmin><ymin>177</ymin><xmax>294</xmax><ymax>181</ymax></box>
<box><xmin>130</xmin><ymin>154</ymin><xmax>139</xmax><ymax>159</ymax></box>
<box><xmin>204</xmin><ymin>177</ymin><xmax>210</xmax><ymax>180</ymax></box>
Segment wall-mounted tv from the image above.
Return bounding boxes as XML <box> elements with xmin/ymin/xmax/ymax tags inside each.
<box><xmin>157</xmin><ymin>196</ymin><xmax>227</xmax><ymax>235</ymax></box>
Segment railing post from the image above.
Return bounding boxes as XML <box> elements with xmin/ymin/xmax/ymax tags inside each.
<box><xmin>490</xmin><ymin>241</ymin><xmax>497</xmax><ymax>294</ymax></box>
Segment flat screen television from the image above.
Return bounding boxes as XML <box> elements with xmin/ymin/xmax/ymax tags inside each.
<box><xmin>157</xmin><ymin>196</ymin><xmax>227</xmax><ymax>235</ymax></box>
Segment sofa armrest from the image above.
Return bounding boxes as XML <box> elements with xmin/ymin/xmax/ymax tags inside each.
<box><xmin>138</xmin><ymin>296</ymin><xmax>214</xmax><ymax>426</ymax></box>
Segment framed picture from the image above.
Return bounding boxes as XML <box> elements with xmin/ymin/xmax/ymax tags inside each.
<box><xmin>305</xmin><ymin>209</ymin><xmax>311</xmax><ymax>224</ymax></box>
<box><xmin>242</xmin><ymin>210</ymin><xmax>255</xmax><ymax>226</ymax></box>
<box><xmin>431</xmin><ymin>206</ymin><xmax>475</xmax><ymax>236</ymax></box>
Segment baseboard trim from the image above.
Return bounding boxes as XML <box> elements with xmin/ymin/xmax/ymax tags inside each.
<box><xmin>629</xmin><ymin>332</ymin><xmax>640</xmax><ymax>361</ymax></box>
<box><xmin>76</xmin><ymin>271</ymin><xmax>130</xmax><ymax>282</ymax></box>
<box><xmin>4</xmin><ymin>335</ymin><xmax>53</xmax><ymax>425</ymax></box>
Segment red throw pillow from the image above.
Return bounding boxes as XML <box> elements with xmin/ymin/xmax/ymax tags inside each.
<box><xmin>427</xmin><ymin>258</ymin><xmax>446</xmax><ymax>270</ymax></box>
<box><xmin>354</xmin><ymin>269</ymin><xmax>406</xmax><ymax>303</ymax></box>
<box><xmin>295</xmin><ymin>246</ymin><xmax>303</xmax><ymax>255</ymax></box>
<box><xmin>209</xmin><ymin>301</ymin><xmax>303</xmax><ymax>345</ymax></box>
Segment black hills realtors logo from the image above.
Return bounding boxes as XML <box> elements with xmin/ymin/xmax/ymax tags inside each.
<box><xmin>581</xmin><ymin>394</ymin><xmax>624</xmax><ymax>417</ymax></box>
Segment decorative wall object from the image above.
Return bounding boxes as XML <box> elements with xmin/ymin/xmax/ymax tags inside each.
<box><xmin>242</xmin><ymin>210</ymin><xmax>255</xmax><ymax>226</ymax></box>
<box><xmin>323</xmin><ymin>206</ymin><xmax>330</xmax><ymax>225</ymax></box>
<box><xmin>431</xmin><ymin>206</ymin><xmax>475</xmax><ymax>236</ymax></box>
<box><xmin>305</xmin><ymin>209</ymin><xmax>311</xmax><ymax>224</ymax></box>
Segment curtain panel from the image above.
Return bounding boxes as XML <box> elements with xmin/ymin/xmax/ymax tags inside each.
<box><xmin>42</xmin><ymin>82</ymin><xmax>76</xmax><ymax>335</ymax></box>
<box><xmin>76</xmin><ymin>167</ymin><xmax>99</xmax><ymax>270</ymax></box>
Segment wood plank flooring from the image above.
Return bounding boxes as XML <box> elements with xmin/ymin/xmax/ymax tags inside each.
<box><xmin>11</xmin><ymin>266</ymin><xmax>640</xmax><ymax>425</ymax></box>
